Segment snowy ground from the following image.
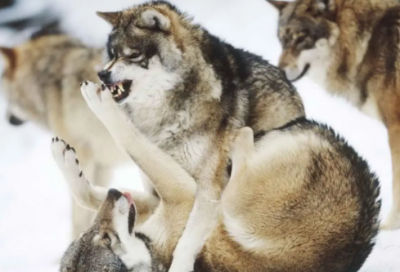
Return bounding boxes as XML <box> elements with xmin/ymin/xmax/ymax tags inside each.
<box><xmin>0</xmin><ymin>0</ymin><xmax>399</xmax><ymax>271</ymax></box>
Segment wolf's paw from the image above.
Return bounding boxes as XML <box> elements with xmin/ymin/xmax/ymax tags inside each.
<box><xmin>51</xmin><ymin>138</ymin><xmax>89</xmax><ymax>198</ymax></box>
<box><xmin>80</xmin><ymin>81</ymin><xmax>101</xmax><ymax>104</ymax></box>
<box><xmin>52</xmin><ymin>137</ymin><xmax>81</xmax><ymax>177</ymax></box>
<box><xmin>381</xmin><ymin>209</ymin><xmax>400</xmax><ymax>230</ymax></box>
<box><xmin>80</xmin><ymin>81</ymin><xmax>122</xmax><ymax>126</ymax></box>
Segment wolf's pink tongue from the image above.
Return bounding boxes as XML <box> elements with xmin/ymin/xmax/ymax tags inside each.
<box><xmin>123</xmin><ymin>192</ymin><xmax>133</xmax><ymax>205</ymax></box>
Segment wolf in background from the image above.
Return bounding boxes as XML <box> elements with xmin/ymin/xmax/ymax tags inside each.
<box><xmin>0</xmin><ymin>34</ymin><xmax>136</xmax><ymax>238</ymax></box>
<box><xmin>267</xmin><ymin>0</ymin><xmax>400</xmax><ymax>229</ymax></box>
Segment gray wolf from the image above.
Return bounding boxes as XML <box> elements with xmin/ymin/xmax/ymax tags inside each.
<box><xmin>88</xmin><ymin>0</ymin><xmax>305</xmax><ymax>269</ymax></box>
<box><xmin>52</xmin><ymin>113</ymin><xmax>380</xmax><ymax>272</ymax></box>
<box><xmin>0</xmin><ymin>35</ymin><xmax>129</xmax><ymax>238</ymax></box>
<box><xmin>267</xmin><ymin>0</ymin><xmax>400</xmax><ymax>229</ymax></box>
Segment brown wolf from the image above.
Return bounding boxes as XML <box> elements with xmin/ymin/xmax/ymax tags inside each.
<box><xmin>267</xmin><ymin>0</ymin><xmax>400</xmax><ymax>229</ymax></box>
<box><xmin>0</xmin><ymin>35</ymin><xmax>130</xmax><ymax>238</ymax></box>
<box><xmin>52</xmin><ymin>115</ymin><xmax>380</xmax><ymax>272</ymax></box>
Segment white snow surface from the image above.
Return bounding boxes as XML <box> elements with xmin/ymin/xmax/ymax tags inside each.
<box><xmin>0</xmin><ymin>0</ymin><xmax>399</xmax><ymax>271</ymax></box>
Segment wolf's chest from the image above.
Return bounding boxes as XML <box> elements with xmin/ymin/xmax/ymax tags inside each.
<box><xmin>133</xmin><ymin>115</ymin><xmax>208</xmax><ymax>177</ymax></box>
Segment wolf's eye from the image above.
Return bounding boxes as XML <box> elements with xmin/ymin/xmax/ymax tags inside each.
<box><xmin>128</xmin><ymin>50</ymin><xmax>143</xmax><ymax>61</ymax></box>
<box><xmin>294</xmin><ymin>34</ymin><xmax>307</xmax><ymax>46</ymax></box>
<box><xmin>107</xmin><ymin>47</ymin><xmax>116</xmax><ymax>59</ymax></box>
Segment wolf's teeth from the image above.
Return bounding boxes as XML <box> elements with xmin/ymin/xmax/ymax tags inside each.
<box><xmin>118</xmin><ymin>83</ymin><xmax>124</xmax><ymax>92</ymax></box>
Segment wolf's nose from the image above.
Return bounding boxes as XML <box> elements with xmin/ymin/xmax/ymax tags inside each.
<box><xmin>8</xmin><ymin>115</ymin><xmax>25</xmax><ymax>126</ymax></box>
<box><xmin>97</xmin><ymin>70</ymin><xmax>111</xmax><ymax>82</ymax></box>
<box><xmin>107</xmin><ymin>189</ymin><xmax>123</xmax><ymax>200</ymax></box>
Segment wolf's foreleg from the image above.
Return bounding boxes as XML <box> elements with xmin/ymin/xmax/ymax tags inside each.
<box><xmin>80</xmin><ymin>81</ymin><xmax>196</xmax><ymax>203</ymax></box>
<box><xmin>52</xmin><ymin>137</ymin><xmax>160</xmax><ymax>226</ymax></box>
<box><xmin>52</xmin><ymin>138</ymin><xmax>107</xmax><ymax>211</ymax></box>
<box><xmin>169</xmin><ymin>142</ymin><xmax>228</xmax><ymax>272</ymax></box>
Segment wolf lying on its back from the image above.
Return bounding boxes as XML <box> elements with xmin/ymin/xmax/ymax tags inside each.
<box><xmin>0</xmin><ymin>35</ymin><xmax>134</xmax><ymax>238</ymax></box>
<box><xmin>52</xmin><ymin>109</ymin><xmax>380</xmax><ymax>272</ymax></box>
<box><xmin>267</xmin><ymin>0</ymin><xmax>400</xmax><ymax>229</ymax></box>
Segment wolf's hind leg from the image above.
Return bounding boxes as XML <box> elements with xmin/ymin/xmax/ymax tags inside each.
<box><xmin>52</xmin><ymin>138</ymin><xmax>107</xmax><ymax>211</ymax></box>
<box><xmin>221</xmin><ymin>129</ymin><xmax>309</xmax><ymax>254</ymax></box>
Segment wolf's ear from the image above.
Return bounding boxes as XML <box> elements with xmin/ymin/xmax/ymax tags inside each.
<box><xmin>138</xmin><ymin>8</ymin><xmax>171</xmax><ymax>32</ymax></box>
<box><xmin>97</xmin><ymin>11</ymin><xmax>121</xmax><ymax>26</ymax></box>
<box><xmin>0</xmin><ymin>47</ymin><xmax>16</xmax><ymax>66</ymax></box>
<box><xmin>266</xmin><ymin>0</ymin><xmax>289</xmax><ymax>12</ymax></box>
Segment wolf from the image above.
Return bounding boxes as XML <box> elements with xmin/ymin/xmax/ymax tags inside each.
<box><xmin>52</xmin><ymin>109</ymin><xmax>381</xmax><ymax>272</ymax></box>
<box><xmin>80</xmin><ymin>0</ymin><xmax>306</xmax><ymax>269</ymax></box>
<box><xmin>0</xmin><ymin>35</ymin><xmax>130</xmax><ymax>238</ymax></box>
<box><xmin>267</xmin><ymin>0</ymin><xmax>400</xmax><ymax>229</ymax></box>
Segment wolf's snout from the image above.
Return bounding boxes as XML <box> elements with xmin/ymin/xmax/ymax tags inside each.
<box><xmin>97</xmin><ymin>70</ymin><xmax>111</xmax><ymax>83</ymax></box>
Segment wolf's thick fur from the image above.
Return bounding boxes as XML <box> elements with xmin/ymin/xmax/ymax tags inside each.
<box><xmin>0</xmin><ymin>35</ymin><xmax>129</xmax><ymax>237</ymax></box>
<box><xmin>89</xmin><ymin>1</ymin><xmax>306</xmax><ymax>269</ymax></box>
<box><xmin>51</xmin><ymin>2</ymin><xmax>380</xmax><ymax>271</ymax></box>
<box><xmin>267</xmin><ymin>0</ymin><xmax>400</xmax><ymax>229</ymax></box>
<box><xmin>52</xmin><ymin>112</ymin><xmax>380</xmax><ymax>272</ymax></box>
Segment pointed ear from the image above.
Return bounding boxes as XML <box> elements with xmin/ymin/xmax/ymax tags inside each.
<box><xmin>138</xmin><ymin>8</ymin><xmax>171</xmax><ymax>32</ymax></box>
<box><xmin>266</xmin><ymin>0</ymin><xmax>289</xmax><ymax>12</ymax></box>
<box><xmin>0</xmin><ymin>47</ymin><xmax>16</xmax><ymax>67</ymax></box>
<box><xmin>96</xmin><ymin>11</ymin><xmax>121</xmax><ymax>26</ymax></box>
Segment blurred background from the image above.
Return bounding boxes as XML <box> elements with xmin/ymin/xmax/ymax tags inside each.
<box><xmin>0</xmin><ymin>0</ymin><xmax>399</xmax><ymax>271</ymax></box>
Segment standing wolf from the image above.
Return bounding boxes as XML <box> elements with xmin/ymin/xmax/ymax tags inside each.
<box><xmin>0</xmin><ymin>35</ymin><xmax>129</xmax><ymax>238</ymax></box>
<box><xmin>267</xmin><ymin>0</ymin><xmax>400</xmax><ymax>229</ymax></box>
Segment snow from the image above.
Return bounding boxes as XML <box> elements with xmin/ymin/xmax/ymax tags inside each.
<box><xmin>0</xmin><ymin>0</ymin><xmax>399</xmax><ymax>271</ymax></box>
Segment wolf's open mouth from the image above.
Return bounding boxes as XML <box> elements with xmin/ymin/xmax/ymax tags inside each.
<box><xmin>123</xmin><ymin>192</ymin><xmax>133</xmax><ymax>205</ymax></box>
<box><xmin>106</xmin><ymin>80</ymin><xmax>133</xmax><ymax>102</ymax></box>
